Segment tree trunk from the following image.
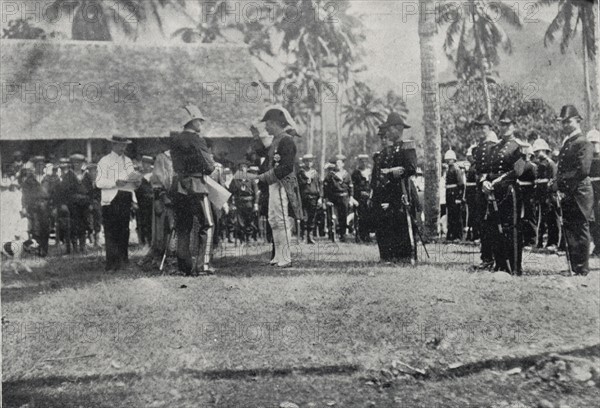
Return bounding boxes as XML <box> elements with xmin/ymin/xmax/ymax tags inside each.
<box><xmin>583</xmin><ymin>27</ymin><xmax>592</xmax><ymax>131</ymax></box>
<box><xmin>419</xmin><ymin>0</ymin><xmax>442</xmax><ymax>238</ymax></box>
<box><xmin>336</xmin><ymin>77</ymin><xmax>343</xmax><ymax>155</ymax></box>
<box><xmin>308</xmin><ymin>111</ymin><xmax>315</xmax><ymax>153</ymax></box>
<box><xmin>595</xmin><ymin>3</ymin><xmax>600</xmax><ymax>129</ymax></box>
<box><xmin>481</xmin><ymin>64</ymin><xmax>492</xmax><ymax>118</ymax></box>
<box><xmin>319</xmin><ymin>70</ymin><xmax>327</xmax><ymax>173</ymax></box>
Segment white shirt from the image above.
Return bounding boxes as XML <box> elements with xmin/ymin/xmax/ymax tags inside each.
<box><xmin>96</xmin><ymin>151</ymin><xmax>136</xmax><ymax>205</ymax></box>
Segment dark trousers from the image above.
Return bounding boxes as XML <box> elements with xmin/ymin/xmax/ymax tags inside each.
<box><xmin>173</xmin><ymin>192</ymin><xmax>212</xmax><ymax>274</ymax></box>
<box><xmin>465</xmin><ymin>198</ymin><xmax>480</xmax><ymax>241</ymax></box>
<box><xmin>331</xmin><ymin>195</ymin><xmax>349</xmax><ymax>237</ymax></box>
<box><xmin>489</xmin><ymin>186</ymin><xmax>522</xmax><ymax>274</ymax></box>
<box><xmin>234</xmin><ymin>202</ymin><xmax>256</xmax><ymax>242</ymax></box>
<box><xmin>356</xmin><ymin>195</ymin><xmax>371</xmax><ymax>241</ymax></box>
<box><xmin>29</xmin><ymin>201</ymin><xmax>50</xmax><ymax>257</ymax></box>
<box><xmin>446</xmin><ymin>199</ymin><xmax>463</xmax><ymax>241</ymax></box>
<box><xmin>562</xmin><ymin>196</ymin><xmax>591</xmax><ymax>275</ymax></box>
<box><xmin>375</xmin><ymin>205</ymin><xmax>416</xmax><ymax>262</ymax></box>
<box><xmin>537</xmin><ymin>197</ymin><xmax>560</xmax><ymax>248</ymax></box>
<box><xmin>70</xmin><ymin>203</ymin><xmax>89</xmax><ymax>250</ymax></box>
<box><xmin>136</xmin><ymin>199</ymin><xmax>153</xmax><ymax>245</ymax></box>
<box><xmin>302</xmin><ymin>194</ymin><xmax>319</xmax><ymax>233</ymax></box>
<box><xmin>521</xmin><ymin>191</ymin><xmax>537</xmax><ymax>246</ymax></box>
<box><xmin>479</xmin><ymin>191</ymin><xmax>494</xmax><ymax>264</ymax></box>
<box><xmin>102</xmin><ymin>192</ymin><xmax>132</xmax><ymax>271</ymax></box>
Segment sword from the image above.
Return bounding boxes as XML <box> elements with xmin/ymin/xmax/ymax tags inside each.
<box><xmin>159</xmin><ymin>229</ymin><xmax>174</xmax><ymax>273</ymax></box>
<box><xmin>400</xmin><ymin>179</ymin><xmax>416</xmax><ymax>265</ymax></box>
<box><xmin>555</xmin><ymin>192</ymin><xmax>574</xmax><ymax>276</ymax></box>
<box><xmin>488</xmin><ymin>190</ymin><xmax>512</xmax><ymax>274</ymax></box>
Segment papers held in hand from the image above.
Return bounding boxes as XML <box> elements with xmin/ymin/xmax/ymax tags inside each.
<box><xmin>117</xmin><ymin>172</ymin><xmax>143</xmax><ymax>192</ymax></box>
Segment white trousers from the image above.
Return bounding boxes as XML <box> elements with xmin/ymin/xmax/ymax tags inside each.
<box><xmin>268</xmin><ymin>182</ymin><xmax>293</xmax><ymax>263</ymax></box>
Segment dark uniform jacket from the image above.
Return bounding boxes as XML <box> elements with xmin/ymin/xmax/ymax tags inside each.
<box><xmin>371</xmin><ymin>140</ymin><xmax>418</xmax><ymax>213</ymax></box>
<box><xmin>298</xmin><ymin>168</ymin><xmax>322</xmax><ymax>197</ymax></box>
<box><xmin>535</xmin><ymin>157</ymin><xmax>557</xmax><ymax>202</ymax></box>
<box><xmin>170</xmin><ymin>129</ymin><xmax>215</xmax><ymax>194</ymax></box>
<box><xmin>229</xmin><ymin>174</ymin><xmax>259</xmax><ymax>207</ymax></box>
<box><xmin>351</xmin><ymin>168</ymin><xmax>371</xmax><ymax>200</ymax></box>
<box><xmin>589</xmin><ymin>154</ymin><xmax>600</xmax><ymax>219</ymax></box>
<box><xmin>472</xmin><ymin>140</ymin><xmax>496</xmax><ymax>176</ymax></box>
<box><xmin>445</xmin><ymin>163</ymin><xmax>465</xmax><ymax>203</ymax></box>
<box><xmin>60</xmin><ymin>171</ymin><xmax>90</xmax><ymax>208</ymax></box>
<box><xmin>324</xmin><ymin>169</ymin><xmax>353</xmax><ymax>199</ymax></box>
<box><xmin>254</xmin><ymin>132</ymin><xmax>303</xmax><ymax>219</ymax></box>
<box><xmin>486</xmin><ymin>137</ymin><xmax>525</xmax><ymax>185</ymax></box>
<box><xmin>21</xmin><ymin>173</ymin><xmax>49</xmax><ymax>210</ymax></box>
<box><xmin>557</xmin><ymin>132</ymin><xmax>594</xmax><ymax>219</ymax></box>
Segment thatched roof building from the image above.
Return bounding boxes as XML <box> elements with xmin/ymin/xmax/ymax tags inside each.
<box><xmin>0</xmin><ymin>39</ymin><xmax>265</xmax><ymax>166</ymax></box>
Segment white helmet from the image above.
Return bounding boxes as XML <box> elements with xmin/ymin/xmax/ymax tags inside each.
<box><xmin>532</xmin><ymin>137</ymin><xmax>550</xmax><ymax>152</ymax></box>
<box><xmin>587</xmin><ymin>129</ymin><xmax>600</xmax><ymax>143</ymax></box>
<box><xmin>444</xmin><ymin>149</ymin><xmax>457</xmax><ymax>161</ymax></box>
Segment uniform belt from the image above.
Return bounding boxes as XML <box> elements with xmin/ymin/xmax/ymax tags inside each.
<box><xmin>445</xmin><ymin>184</ymin><xmax>458</xmax><ymax>189</ymax></box>
<box><xmin>334</xmin><ymin>192</ymin><xmax>348</xmax><ymax>196</ymax></box>
<box><xmin>590</xmin><ymin>177</ymin><xmax>600</xmax><ymax>182</ymax></box>
<box><xmin>517</xmin><ymin>180</ymin><xmax>534</xmax><ymax>186</ymax></box>
<box><xmin>465</xmin><ymin>182</ymin><xmax>477</xmax><ymax>187</ymax></box>
<box><xmin>535</xmin><ymin>179</ymin><xmax>550</xmax><ymax>184</ymax></box>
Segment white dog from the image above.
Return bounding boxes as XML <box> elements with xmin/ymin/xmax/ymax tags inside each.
<box><xmin>1</xmin><ymin>236</ymin><xmax>39</xmax><ymax>274</ymax></box>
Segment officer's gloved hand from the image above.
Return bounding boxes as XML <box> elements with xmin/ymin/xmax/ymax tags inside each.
<box><xmin>222</xmin><ymin>202</ymin><xmax>229</xmax><ymax>214</ymax></box>
<box><xmin>381</xmin><ymin>203</ymin><xmax>390</xmax><ymax>210</ymax></box>
<box><xmin>350</xmin><ymin>197</ymin><xmax>359</xmax><ymax>207</ymax></box>
<box><xmin>253</xmin><ymin>203</ymin><xmax>259</xmax><ymax>213</ymax></box>
<box><xmin>482</xmin><ymin>180</ymin><xmax>493</xmax><ymax>194</ymax></box>
<box><xmin>317</xmin><ymin>198</ymin><xmax>322</xmax><ymax>206</ymax></box>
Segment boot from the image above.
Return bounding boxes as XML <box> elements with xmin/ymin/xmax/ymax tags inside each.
<box><xmin>306</xmin><ymin>230</ymin><xmax>315</xmax><ymax>244</ymax></box>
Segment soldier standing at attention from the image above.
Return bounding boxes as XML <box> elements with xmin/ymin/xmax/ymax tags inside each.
<box><xmin>135</xmin><ymin>156</ymin><xmax>155</xmax><ymax>247</ymax></box>
<box><xmin>20</xmin><ymin>157</ymin><xmax>51</xmax><ymax>257</ymax></box>
<box><xmin>482</xmin><ymin>111</ymin><xmax>526</xmax><ymax>274</ymax></box>
<box><xmin>532</xmin><ymin>137</ymin><xmax>559</xmax><ymax>252</ymax></box>
<box><xmin>82</xmin><ymin>163</ymin><xmax>102</xmax><ymax>248</ymax></box>
<box><xmin>586</xmin><ymin>129</ymin><xmax>600</xmax><ymax>256</ymax></box>
<box><xmin>352</xmin><ymin>154</ymin><xmax>373</xmax><ymax>243</ymax></box>
<box><xmin>370</xmin><ymin>112</ymin><xmax>419</xmax><ymax>263</ymax></box>
<box><xmin>553</xmin><ymin>105</ymin><xmax>593</xmax><ymax>275</ymax></box>
<box><xmin>444</xmin><ymin>149</ymin><xmax>464</xmax><ymax>241</ymax></box>
<box><xmin>323</xmin><ymin>154</ymin><xmax>356</xmax><ymax>242</ymax></box>
<box><xmin>464</xmin><ymin>146</ymin><xmax>479</xmax><ymax>241</ymax></box>
<box><xmin>518</xmin><ymin>143</ymin><xmax>538</xmax><ymax>248</ymax></box>
<box><xmin>298</xmin><ymin>154</ymin><xmax>322</xmax><ymax>244</ymax></box>
<box><xmin>61</xmin><ymin>154</ymin><xmax>92</xmax><ymax>254</ymax></box>
<box><xmin>471</xmin><ymin>114</ymin><xmax>498</xmax><ymax>270</ymax></box>
<box><xmin>229</xmin><ymin>161</ymin><xmax>259</xmax><ymax>244</ymax></box>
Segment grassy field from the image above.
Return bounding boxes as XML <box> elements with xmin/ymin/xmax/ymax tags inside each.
<box><xmin>2</xmin><ymin>240</ymin><xmax>599</xmax><ymax>407</ymax></box>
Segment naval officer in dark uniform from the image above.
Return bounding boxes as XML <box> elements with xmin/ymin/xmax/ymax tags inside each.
<box><xmin>370</xmin><ymin>112</ymin><xmax>419</xmax><ymax>263</ymax></box>
<box><xmin>298</xmin><ymin>153</ymin><xmax>322</xmax><ymax>244</ymax></box>
<box><xmin>553</xmin><ymin>105</ymin><xmax>593</xmax><ymax>275</ymax></box>
<box><xmin>471</xmin><ymin>114</ymin><xmax>498</xmax><ymax>270</ymax></box>
<box><xmin>444</xmin><ymin>149</ymin><xmax>464</xmax><ymax>241</ymax></box>
<box><xmin>351</xmin><ymin>154</ymin><xmax>372</xmax><ymax>243</ymax></box>
<box><xmin>482</xmin><ymin>111</ymin><xmax>526</xmax><ymax>274</ymax></box>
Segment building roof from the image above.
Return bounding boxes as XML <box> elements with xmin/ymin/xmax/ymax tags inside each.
<box><xmin>0</xmin><ymin>39</ymin><xmax>265</xmax><ymax>141</ymax></box>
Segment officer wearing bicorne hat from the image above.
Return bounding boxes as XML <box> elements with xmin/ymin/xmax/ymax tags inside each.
<box><xmin>471</xmin><ymin>114</ymin><xmax>498</xmax><ymax>270</ymax></box>
<box><xmin>352</xmin><ymin>153</ymin><xmax>373</xmax><ymax>243</ymax></box>
<box><xmin>553</xmin><ymin>105</ymin><xmax>593</xmax><ymax>275</ymax></box>
<box><xmin>370</xmin><ymin>112</ymin><xmax>420</xmax><ymax>263</ymax></box>
<box><xmin>444</xmin><ymin>149</ymin><xmax>465</xmax><ymax>241</ymax></box>
<box><xmin>532</xmin><ymin>136</ymin><xmax>559</xmax><ymax>251</ymax></box>
<box><xmin>586</xmin><ymin>129</ymin><xmax>600</xmax><ymax>256</ymax></box>
<box><xmin>482</xmin><ymin>110</ymin><xmax>526</xmax><ymax>274</ymax></box>
<box><xmin>97</xmin><ymin>135</ymin><xmax>140</xmax><ymax>271</ymax></box>
<box><xmin>251</xmin><ymin>105</ymin><xmax>303</xmax><ymax>267</ymax></box>
<box><xmin>298</xmin><ymin>153</ymin><xmax>322</xmax><ymax>244</ymax></box>
<box><xmin>169</xmin><ymin>105</ymin><xmax>217</xmax><ymax>275</ymax></box>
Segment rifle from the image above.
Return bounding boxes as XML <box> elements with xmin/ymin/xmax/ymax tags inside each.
<box><xmin>400</xmin><ymin>178</ymin><xmax>417</xmax><ymax>265</ymax></box>
<box><xmin>353</xmin><ymin>204</ymin><xmax>360</xmax><ymax>243</ymax></box>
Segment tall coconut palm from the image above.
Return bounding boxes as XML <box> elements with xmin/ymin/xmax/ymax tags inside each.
<box><xmin>595</xmin><ymin>3</ymin><xmax>600</xmax><ymax>128</ymax></box>
<box><xmin>274</xmin><ymin>0</ymin><xmax>363</xmax><ymax>172</ymax></box>
<box><xmin>436</xmin><ymin>0</ymin><xmax>523</xmax><ymax>118</ymax></box>
<box><xmin>538</xmin><ymin>0</ymin><xmax>597</xmax><ymax>128</ymax></box>
<box><xmin>343</xmin><ymin>81</ymin><xmax>385</xmax><ymax>153</ymax></box>
<box><xmin>48</xmin><ymin>0</ymin><xmax>182</xmax><ymax>40</ymax></box>
<box><xmin>420</xmin><ymin>0</ymin><xmax>443</xmax><ymax>238</ymax></box>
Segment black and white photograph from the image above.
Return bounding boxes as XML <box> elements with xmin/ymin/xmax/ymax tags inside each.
<box><xmin>1</xmin><ymin>0</ymin><xmax>599</xmax><ymax>406</ymax></box>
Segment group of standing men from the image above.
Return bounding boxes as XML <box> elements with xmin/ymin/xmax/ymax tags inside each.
<box><xmin>449</xmin><ymin>105</ymin><xmax>596</xmax><ymax>276</ymax></box>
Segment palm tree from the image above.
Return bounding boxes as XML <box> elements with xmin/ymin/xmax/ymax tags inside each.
<box><xmin>436</xmin><ymin>0</ymin><xmax>523</xmax><ymax>118</ymax></box>
<box><xmin>342</xmin><ymin>82</ymin><xmax>385</xmax><ymax>153</ymax></box>
<box><xmin>48</xmin><ymin>0</ymin><xmax>181</xmax><ymax>40</ymax></box>
<box><xmin>420</xmin><ymin>0</ymin><xmax>442</xmax><ymax>238</ymax></box>
<box><xmin>538</xmin><ymin>0</ymin><xmax>597</xmax><ymax>128</ymax></box>
<box><xmin>274</xmin><ymin>0</ymin><xmax>363</xmax><ymax>172</ymax></box>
